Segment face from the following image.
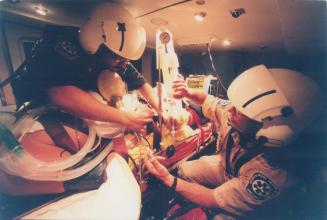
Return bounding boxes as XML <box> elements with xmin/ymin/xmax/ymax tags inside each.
<box><xmin>227</xmin><ymin>106</ymin><xmax>262</xmax><ymax>133</ymax></box>
<box><xmin>98</xmin><ymin>45</ymin><xmax>129</xmax><ymax>72</ymax></box>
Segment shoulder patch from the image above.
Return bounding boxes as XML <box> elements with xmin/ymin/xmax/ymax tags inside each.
<box><xmin>246</xmin><ymin>172</ymin><xmax>279</xmax><ymax>201</ymax></box>
<box><xmin>54</xmin><ymin>40</ymin><xmax>79</xmax><ymax>60</ymax></box>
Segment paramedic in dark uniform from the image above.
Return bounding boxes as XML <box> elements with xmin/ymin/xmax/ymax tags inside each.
<box><xmin>0</xmin><ymin>3</ymin><xmax>158</xmax><ymax>195</ymax></box>
<box><xmin>13</xmin><ymin>3</ymin><xmax>159</xmax><ymax>131</ymax></box>
<box><xmin>144</xmin><ymin>65</ymin><xmax>323</xmax><ymax>219</ymax></box>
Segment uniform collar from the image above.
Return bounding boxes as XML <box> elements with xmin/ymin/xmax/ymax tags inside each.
<box><xmin>230</xmin><ymin>128</ymin><xmax>258</xmax><ymax>149</ymax></box>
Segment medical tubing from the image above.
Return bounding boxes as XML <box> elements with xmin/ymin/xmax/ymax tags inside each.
<box><xmin>0</xmin><ymin>122</ymin><xmax>25</xmax><ymax>157</ymax></box>
<box><xmin>0</xmin><ymin>140</ymin><xmax>113</xmax><ymax>181</ymax></box>
<box><xmin>0</xmin><ymin>108</ymin><xmax>111</xmax><ymax>181</ymax></box>
<box><xmin>16</xmin><ymin>123</ymin><xmax>96</xmax><ymax>172</ymax></box>
<box><xmin>0</xmin><ymin>123</ymin><xmax>96</xmax><ymax>173</ymax></box>
<box><xmin>10</xmin><ymin>111</ymin><xmax>97</xmax><ymax>172</ymax></box>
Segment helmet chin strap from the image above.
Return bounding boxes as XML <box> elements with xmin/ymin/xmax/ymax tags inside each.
<box><xmin>227</xmin><ymin>121</ymin><xmax>244</xmax><ymax>133</ymax></box>
<box><xmin>257</xmin><ymin>135</ymin><xmax>285</xmax><ymax>147</ymax></box>
<box><xmin>227</xmin><ymin>120</ymin><xmax>284</xmax><ymax>147</ymax></box>
<box><xmin>227</xmin><ymin>121</ymin><xmax>258</xmax><ymax>148</ymax></box>
<box><xmin>227</xmin><ymin>119</ymin><xmax>262</xmax><ymax>135</ymax></box>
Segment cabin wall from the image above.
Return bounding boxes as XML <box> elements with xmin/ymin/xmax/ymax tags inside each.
<box><xmin>141</xmin><ymin>48</ymin><xmax>154</xmax><ymax>85</ymax></box>
<box><xmin>0</xmin><ymin>19</ymin><xmax>43</xmax><ymax>110</ymax></box>
<box><xmin>179</xmin><ymin>50</ymin><xmax>326</xmax><ymax>88</ymax></box>
<box><xmin>0</xmin><ymin>37</ymin><xmax>15</xmax><ymax>108</ymax></box>
<box><xmin>3</xmin><ymin>21</ymin><xmax>42</xmax><ymax>71</ymax></box>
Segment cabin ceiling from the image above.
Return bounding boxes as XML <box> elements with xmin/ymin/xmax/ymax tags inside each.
<box><xmin>0</xmin><ymin>0</ymin><xmax>326</xmax><ymax>55</ymax></box>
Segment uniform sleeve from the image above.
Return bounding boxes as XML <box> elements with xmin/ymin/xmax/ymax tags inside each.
<box><xmin>29</xmin><ymin>40</ymin><xmax>83</xmax><ymax>87</ymax></box>
<box><xmin>202</xmin><ymin>95</ymin><xmax>230</xmax><ymax>128</ymax></box>
<box><xmin>213</xmin><ymin>168</ymin><xmax>290</xmax><ymax>217</ymax></box>
<box><xmin>15</xmin><ymin>39</ymin><xmax>81</xmax><ymax>104</ymax></box>
<box><xmin>119</xmin><ymin>63</ymin><xmax>146</xmax><ymax>91</ymax></box>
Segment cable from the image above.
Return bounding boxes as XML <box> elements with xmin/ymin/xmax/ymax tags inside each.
<box><xmin>138</xmin><ymin>133</ymin><xmax>152</xmax><ymax>149</ymax></box>
<box><xmin>127</xmin><ymin>154</ymin><xmax>140</xmax><ymax>173</ymax></box>
<box><xmin>207</xmin><ymin>38</ymin><xmax>228</xmax><ymax>93</ymax></box>
<box><xmin>132</xmin><ymin>132</ymin><xmax>153</xmax><ymax>183</ymax></box>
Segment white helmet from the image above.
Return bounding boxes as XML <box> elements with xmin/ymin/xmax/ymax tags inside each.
<box><xmin>227</xmin><ymin>65</ymin><xmax>323</xmax><ymax>147</ymax></box>
<box><xmin>79</xmin><ymin>3</ymin><xmax>146</xmax><ymax>60</ymax></box>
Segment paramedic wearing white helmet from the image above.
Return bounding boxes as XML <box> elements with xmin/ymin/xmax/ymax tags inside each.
<box><xmin>2</xmin><ymin>3</ymin><xmax>159</xmax><ymax>195</ymax></box>
<box><xmin>144</xmin><ymin>65</ymin><xmax>323</xmax><ymax>219</ymax></box>
<box><xmin>14</xmin><ymin>2</ymin><xmax>159</xmax><ymax>132</ymax></box>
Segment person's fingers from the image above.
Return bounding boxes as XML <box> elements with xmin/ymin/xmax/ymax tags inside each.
<box><xmin>155</xmin><ymin>155</ymin><xmax>166</xmax><ymax>161</ymax></box>
<box><xmin>173</xmin><ymin>93</ymin><xmax>184</xmax><ymax>100</ymax></box>
<box><xmin>177</xmin><ymin>73</ymin><xmax>184</xmax><ymax>79</ymax></box>
<box><xmin>144</xmin><ymin>156</ymin><xmax>155</xmax><ymax>171</ymax></box>
<box><xmin>144</xmin><ymin>108</ymin><xmax>155</xmax><ymax>117</ymax></box>
<box><xmin>137</xmin><ymin>127</ymin><xmax>147</xmax><ymax>136</ymax></box>
<box><xmin>144</xmin><ymin>154</ymin><xmax>150</xmax><ymax>162</ymax></box>
<box><xmin>136</xmin><ymin>117</ymin><xmax>152</xmax><ymax>125</ymax></box>
<box><xmin>173</xmin><ymin>87</ymin><xmax>187</xmax><ymax>96</ymax></box>
<box><xmin>151</xmin><ymin>156</ymin><xmax>165</xmax><ymax>170</ymax></box>
<box><xmin>173</xmin><ymin>91</ymin><xmax>186</xmax><ymax>99</ymax></box>
<box><xmin>172</xmin><ymin>83</ymin><xmax>186</xmax><ymax>90</ymax></box>
<box><xmin>172</xmin><ymin>78</ymin><xmax>185</xmax><ymax>84</ymax></box>
<box><xmin>173</xmin><ymin>86</ymin><xmax>186</xmax><ymax>91</ymax></box>
<box><xmin>145</xmin><ymin>163</ymin><xmax>156</xmax><ymax>175</ymax></box>
<box><xmin>174</xmin><ymin>82</ymin><xmax>186</xmax><ymax>87</ymax></box>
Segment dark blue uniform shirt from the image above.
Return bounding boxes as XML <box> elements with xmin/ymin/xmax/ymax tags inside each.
<box><xmin>13</xmin><ymin>25</ymin><xmax>145</xmax><ymax>107</ymax></box>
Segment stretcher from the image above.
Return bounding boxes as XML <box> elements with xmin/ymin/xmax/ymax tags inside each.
<box><xmin>15</xmin><ymin>121</ymin><xmax>214</xmax><ymax>219</ymax></box>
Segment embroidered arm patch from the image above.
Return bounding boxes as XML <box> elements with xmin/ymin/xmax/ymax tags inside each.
<box><xmin>55</xmin><ymin>40</ymin><xmax>79</xmax><ymax>60</ymax></box>
<box><xmin>246</xmin><ymin>172</ymin><xmax>279</xmax><ymax>201</ymax></box>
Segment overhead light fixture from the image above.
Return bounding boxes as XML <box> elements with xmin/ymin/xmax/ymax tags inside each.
<box><xmin>34</xmin><ymin>6</ymin><xmax>48</xmax><ymax>16</ymax></box>
<box><xmin>222</xmin><ymin>39</ymin><xmax>231</xmax><ymax>46</ymax></box>
<box><xmin>194</xmin><ymin>12</ymin><xmax>207</xmax><ymax>22</ymax></box>
<box><xmin>230</xmin><ymin>8</ymin><xmax>246</xmax><ymax>18</ymax></box>
<box><xmin>195</xmin><ymin>0</ymin><xmax>206</xmax><ymax>5</ymax></box>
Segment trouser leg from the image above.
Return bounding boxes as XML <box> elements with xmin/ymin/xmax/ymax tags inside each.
<box><xmin>177</xmin><ymin>155</ymin><xmax>227</xmax><ymax>188</ymax></box>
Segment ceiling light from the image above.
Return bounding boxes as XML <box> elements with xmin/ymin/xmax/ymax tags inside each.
<box><xmin>230</xmin><ymin>8</ymin><xmax>246</xmax><ymax>18</ymax></box>
<box><xmin>195</xmin><ymin>0</ymin><xmax>206</xmax><ymax>5</ymax></box>
<box><xmin>34</xmin><ymin>6</ymin><xmax>48</xmax><ymax>16</ymax></box>
<box><xmin>222</xmin><ymin>39</ymin><xmax>231</xmax><ymax>46</ymax></box>
<box><xmin>194</xmin><ymin>12</ymin><xmax>207</xmax><ymax>22</ymax></box>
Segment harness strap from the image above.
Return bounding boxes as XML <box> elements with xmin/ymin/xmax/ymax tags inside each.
<box><xmin>184</xmin><ymin>104</ymin><xmax>204</xmax><ymax>144</ymax></box>
<box><xmin>225</xmin><ymin>129</ymin><xmax>263</xmax><ymax>177</ymax></box>
<box><xmin>232</xmin><ymin>145</ymin><xmax>262</xmax><ymax>176</ymax></box>
<box><xmin>38</xmin><ymin>112</ymin><xmax>84</xmax><ymax>154</ymax></box>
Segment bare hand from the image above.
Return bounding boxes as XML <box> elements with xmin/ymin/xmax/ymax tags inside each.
<box><xmin>144</xmin><ymin>154</ymin><xmax>172</xmax><ymax>184</ymax></box>
<box><xmin>172</xmin><ymin>79</ymin><xmax>190</xmax><ymax>99</ymax></box>
<box><xmin>163</xmin><ymin>110</ymin><xmax>190</xmax><ymax>130</ymax></box>
<box><xmin>125</xmin><ymin>112</ymin><xmax>153</xmax><ymax>132</ymax></box>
